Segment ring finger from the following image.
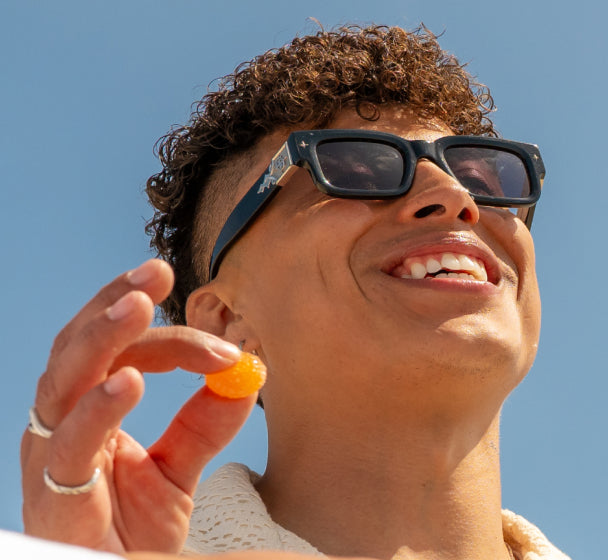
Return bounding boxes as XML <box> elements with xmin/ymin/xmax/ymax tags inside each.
<box><xmin>45</xmin><ymin>366</ymin><xmax>144</xmax><ymax>488</ymax></box>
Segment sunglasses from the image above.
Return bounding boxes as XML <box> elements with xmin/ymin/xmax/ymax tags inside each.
<box><xmin>209</xmin><ymin>129</ymin><xmax>545</xmax><ymax>279</ymax></box>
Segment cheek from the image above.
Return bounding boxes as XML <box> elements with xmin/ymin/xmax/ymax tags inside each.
<box><xmin>239</xmin><ymin>198</ymin><xmax>380</xmax><ymax>349</ymax></box>
<box><xmin>518</xmin><ymin>257</ymin><xmax>541</xmax><ymax>369</ymax></box>
<box><xmin>253</xmin><ymin>195</ymin><xmax>378</xmax><ymax>278</ymax></box>
<box><xmin>484</xmin><ymin>210</ymin><xmax>541</xmax><ymax>370</ymax></box>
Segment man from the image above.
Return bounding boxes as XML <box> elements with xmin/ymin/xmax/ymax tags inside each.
<box><xmin>21</xmin><ymin>25</ymin><xmax>569</xmax><ymax>559</ymax></box>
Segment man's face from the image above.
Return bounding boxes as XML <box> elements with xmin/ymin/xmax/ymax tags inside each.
<box><xmin>209</xmin><ymin>106</ymin><xmax>541</xmax><ymax>415</ymax></box>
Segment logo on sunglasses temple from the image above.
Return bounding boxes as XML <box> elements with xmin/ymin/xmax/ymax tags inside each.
<box><xmin>257</xmin><ymin>172</ymin><xmax>275</xmax><ymax>194</ymax></box>
<box><xmin>257</xmin><ymin>150</ymin><xmax>289</xmax><ymax>194</ymax></box>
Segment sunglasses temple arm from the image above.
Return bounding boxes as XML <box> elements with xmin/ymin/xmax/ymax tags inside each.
<box><xmin>208</xmin><ymin>183</ymin><xmax>280</xmax><ymax>280</ymax></box>
<box><xmin>522</xmin><ymin>205</ymin><xmax>536</xmax><ymax>230</ymax></box>
<box><xmin>208</xmin><ymin>161</ymin><xmax>298</xmax><ymax>279</ymax></box>
<box><xmin>524</xmin><ymin>174</ymin><xmax>544</xmax><ymax>230</ymax></box>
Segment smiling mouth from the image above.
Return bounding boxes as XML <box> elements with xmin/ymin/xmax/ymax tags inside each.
<box><xmin>390</xmin><ymin>252</ymin><xmax>490</xmax><ymax>283</ymax></box>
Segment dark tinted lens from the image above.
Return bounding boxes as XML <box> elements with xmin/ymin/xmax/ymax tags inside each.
<box><xmin>444</xmin><ymin>147</ymin><xmax>530</xmax><ymax>200</ymax></box>
<box><xmin>316</xmin><ymin>140</ymin><xmax>404</xmax><ymax>192</ymax></box>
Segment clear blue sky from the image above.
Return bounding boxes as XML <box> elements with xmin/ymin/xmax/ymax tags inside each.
<box><xmin>1</xmin><ymin>1</ymin><xmax>605</xmax><ymax>558</ymax></box>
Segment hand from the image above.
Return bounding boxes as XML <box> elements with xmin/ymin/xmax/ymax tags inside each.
<box><xmin>21</xmin><ymin>259</ymin><xmax>257</xmax><ymax>553</ymax></box>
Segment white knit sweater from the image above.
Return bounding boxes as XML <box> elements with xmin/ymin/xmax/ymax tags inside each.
<box><xmin>185</xmin><ymin>463</ymin><xmax>570</xmax><ymax>559</ymax></box>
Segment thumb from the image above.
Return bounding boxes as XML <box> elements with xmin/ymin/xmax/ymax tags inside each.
<box><xmin>147</xmin><ymin>386</ymin><xmax>257</xmax><ymax>495</ymax></box>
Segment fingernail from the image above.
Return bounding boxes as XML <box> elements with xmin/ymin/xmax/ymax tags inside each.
<box><xmin>107</xmin><ymin>294</ymin><xmax>134</xmax><ymax>321</ymax></box>
<box><xmin>104</xmin><ymin>371</ymin><xmax>129</xmax><ymax>395</ymax></box>
<box><xmin>208</xmin><ymin>337</ymin><xmax>242</xmax><ymax>361</ymax></box>
<box><xmin>127</xmin><ymin>260</ymin><xmax>156</xmax><ymax>286</ymax></box>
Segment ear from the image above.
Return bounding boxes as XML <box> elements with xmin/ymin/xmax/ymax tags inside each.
<box><xmin>186</xmin><ymin>283</ymin><xmax>234</xmax><ymax>337</ymax></box>
<box><xmin>186</xmin><ymin>284</ymin><xmax>260</xmax><ymax>349</ymax></box>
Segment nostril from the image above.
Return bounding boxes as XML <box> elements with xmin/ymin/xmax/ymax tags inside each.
<box><xmin>458</xmin><ymin>208</ymin><xmax>474</xmax><ymax>222</ymax></box>
<box><xmin>414</xmin><ymin>204</ymin><xmax>445</xmax><ymax>219</ymax></box>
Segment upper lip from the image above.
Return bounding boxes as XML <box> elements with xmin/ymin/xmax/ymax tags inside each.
<box><xmin>380</xmin><ymin>232</ymin><xmax>501</xmax><ymax>285</ymax></box>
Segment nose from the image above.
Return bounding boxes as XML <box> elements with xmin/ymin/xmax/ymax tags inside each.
<box><xmin>394</xmin><ymin>160</ymin><xmax>480</xmax><ymax>226</ymax></box>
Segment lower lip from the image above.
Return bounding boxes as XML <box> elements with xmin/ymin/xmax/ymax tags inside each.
<box><xmin>387</xmin><ymin>274</ymin><xmax>500</xmax><ymax>295</ymax></box>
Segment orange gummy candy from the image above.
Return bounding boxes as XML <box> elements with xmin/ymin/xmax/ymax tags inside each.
<box><xmin>205</xmin><ymin>352</ymin><xmax>267</xmax><ymax>399</ymax></box>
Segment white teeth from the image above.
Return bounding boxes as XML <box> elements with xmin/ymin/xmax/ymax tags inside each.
<box><xmin>411</xmin><ymin>262</ymin><xmax>427</xmax><ymax>279</ymax></box>
<box><xmin>426</xmin><ymin>258</ymin><xmax>441</xmax><ymax>274</ymax></box>
<box><xmin>398</xmin><ymin>252</ymin><xmax>489</xmax><ymax>282</ymax></box>
<box><xmin>441</xmin><ymin>253</ymin><xmax>461</xmax><ymax>270</ymax></box>
<box><xmin>478</xmin><ymin>266</ymin><xmax>488</xmax><ymax>282</ymax></box>
<box><xmin>458</xmin><ymin>255</ymin><xmax>477</xmax><ymax>272</ymax></box>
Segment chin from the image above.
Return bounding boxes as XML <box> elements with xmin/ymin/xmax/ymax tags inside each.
<box><xmin>394</xmin><ymin>321</ymin><xmax>533</xmax><ymax>397</ymax></box>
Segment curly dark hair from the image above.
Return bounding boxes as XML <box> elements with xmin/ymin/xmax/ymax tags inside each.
<box><xmin>146</xmin><ymin>24</ymin><xmax>496</xmax><ymax>325</ymax></box>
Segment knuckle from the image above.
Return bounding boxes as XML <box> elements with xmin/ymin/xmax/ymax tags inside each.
<box><xmin>175</xmin><ymin>414</ymin><xmax>222</xmax><ymax>456</ymax></box>
<box><xmin>78</xmin><ymin>314</ymin><xmax>107</xmax><ymax>348</ymax></box>
<box><xmin>36</xmin><ymin>371</ymin><xmax>62</xmax><ymax>414</ymax></box>
<box><xmin>49</xmin><ymin>324</ymin><xmax>73</xmax><ymax>360</ymax></box>
<box><xmin>48</xmin><ymin>430</ymin><xmax>77</xmax><ymax>467</ymax></box>
<box><xmin>77</xmin><ymin>389</ymin><xmax>106</xmax><ymax>422</ymax></box>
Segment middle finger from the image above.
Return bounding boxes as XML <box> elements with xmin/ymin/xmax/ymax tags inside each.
<box><xmin>35</xmin><ymin>289</ymin><xmax>155</xmax><ymax>428</ymax></box>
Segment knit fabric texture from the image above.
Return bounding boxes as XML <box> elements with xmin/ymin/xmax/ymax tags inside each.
<box><xmin>185</xmin><ymin>463</ymin><xmax>570</xmax><ymax>559</ymax></box>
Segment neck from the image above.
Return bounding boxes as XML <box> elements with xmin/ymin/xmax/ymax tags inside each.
<box><xmin>257</xmin><ymin>395</ymin><xmax>511</xmax><ymax>560</ymax></box>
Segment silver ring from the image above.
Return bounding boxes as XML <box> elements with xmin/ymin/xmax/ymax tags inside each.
<box><xmin>27</xmin><ymin>407</ymin><xmax>53</xmax><ymax>439</ymax></box>
<box><xmin>43</xmin><ymin>466</ymin><xmax>101</xmax><ymax>495</ymax></box>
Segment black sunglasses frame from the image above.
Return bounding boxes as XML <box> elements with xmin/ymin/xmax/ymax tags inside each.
<box><xmin>209</xmin><ymin>130</ymin><xmax>545</xmax><ymax>279</ymax></box>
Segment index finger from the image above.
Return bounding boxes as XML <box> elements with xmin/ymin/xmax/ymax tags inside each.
<box><xmin>67</xmin><ymin>259</ymin><xmax>174</xmax><ymax>335</ymax></box>
<box><xmin>110</xmin><ymin>326</ymin><xmax>242</xmax><ymax>374</ymax></box>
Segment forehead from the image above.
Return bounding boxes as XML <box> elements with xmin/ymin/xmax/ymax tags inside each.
<box><xmin>329</xmin><ymin>106</ymin><xmax>452</xmax><ymax>140</ymax></box>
